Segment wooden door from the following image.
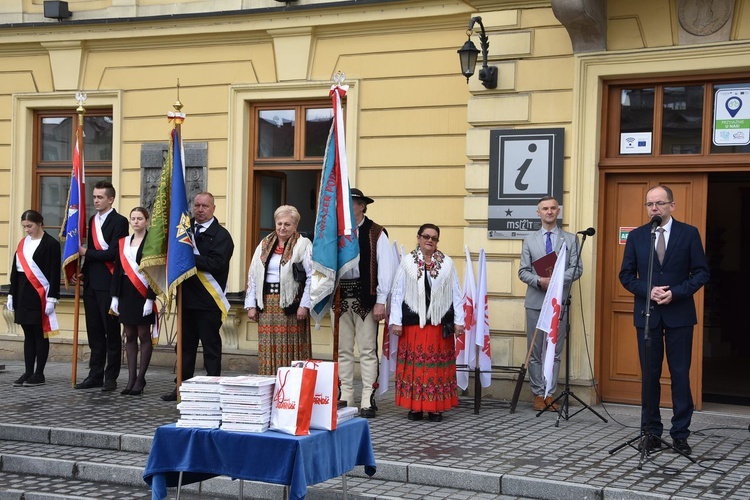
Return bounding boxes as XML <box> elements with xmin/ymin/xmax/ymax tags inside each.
<box><xmin>598</xmin><ymin>173</ymin><xmax>707</xmax><ymax>409</ymax></box>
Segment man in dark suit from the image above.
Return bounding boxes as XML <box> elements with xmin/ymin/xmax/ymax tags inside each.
<box><xmin>76</xmin><ymin>180</ymin><xmax>129</xmax><ymax>391</ymax></box>
<box><xmin>518</xmin><ymin>196</ymin><xmax>582</xmax><ymax>411</ymax></box>
<box><xmin>161</xmin><ymin>192</ymin><xmax>234</xmax><ymax>401</ymax></box>
<box><xmin>619</xmin><ymin>185</ymin><xmax>709</xmax><ymax>455</ymax></box>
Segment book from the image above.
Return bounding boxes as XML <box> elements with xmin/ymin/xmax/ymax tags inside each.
<box><xmin>532</xmin><ymin>251</ymin><xmax>557</xmax><ymax>278</ymax></box>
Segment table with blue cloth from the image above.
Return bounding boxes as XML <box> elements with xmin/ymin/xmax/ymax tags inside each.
<box><xmin>143</xmin><ymin>418</ymin><xmax>376</xmax><ymax>500</ymax></box>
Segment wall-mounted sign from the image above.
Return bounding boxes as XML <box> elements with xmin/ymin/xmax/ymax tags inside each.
<box><xmin>487</xmin><ymin>128</ymin><xmax>564</xmax><ymax>240</ymax></box>
<box><xmin>619</xmin><ymin>132</ymin><xmax>652</xmax><ymax>154</ymax></box>
<box><xmin>619</xmin><ymin>227</ymin><xmax>635</xmax><ymax>245</ymax></box>
<box><xmin>714</xmin><ymin>88</ymin><xmax>750</xmax><ymax>146</ymax></box>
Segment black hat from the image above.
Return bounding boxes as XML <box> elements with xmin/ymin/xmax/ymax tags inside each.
<box><xmin>350</xmin><ymin>188</ymin><xmax>374</xmax><ymax>205</ymax></box>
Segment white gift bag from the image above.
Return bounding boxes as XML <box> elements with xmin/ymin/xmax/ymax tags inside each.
<box><xmin>293</xmin><ymin>360</ymin><xmax>339</xmax><ymax>431</ymax></box>
<box><xmin>269</xmin><ymin>366</ymin><xmax>317</xmax><ymax>436</ymax></box>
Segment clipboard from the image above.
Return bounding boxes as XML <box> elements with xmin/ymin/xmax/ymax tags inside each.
<box><xmin>532</xmin><ymin>252</ymin><xmax>557</xmax><ymax>278</ymax></box>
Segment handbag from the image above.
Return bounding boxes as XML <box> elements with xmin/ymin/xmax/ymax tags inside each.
<box><xmin>270</xmin><ymin>366</ymin><xmax>318</xmax><ymax>436</ymax></box>
<box><xmin>293</xmin><ymin>360</ymin><xmax>339</xmax><ymax>430</ymax></box>
<box><xmin>442</xmin><ymin>305</ymin><xmax>455</xmax><ymax>339</ymax></box>
<box><xmin>292</xmin><ymin>262</ymin><xmax>306</xmax><ymax>283</ymax></box>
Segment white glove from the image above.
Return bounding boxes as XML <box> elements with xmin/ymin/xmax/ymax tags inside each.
<box><xmin>110</xmin><ymin>297</ymin><xmax>120</xmax><ymax>316</ymax></box>
<box><xmin>45</xmin><ymin>300</ymin><xmax>55</xmax><ymax>316</ymax></box>
<box><xmin>6</xmin><ymin>295</ymin><xmax>13</xmax><ymax>312</ymax></box>
<box><xmin>143</xmin><ymin>298</ymin><xmax>154</xmax><ymax>317</ymax></box>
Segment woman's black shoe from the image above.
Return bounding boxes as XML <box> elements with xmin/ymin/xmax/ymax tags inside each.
<box><xmin>428</xmin><ymin>412</ymin><xmax>443</xmax><ymax>422</ymax></box>
<box><xmin>407</xmin><ymin>411</ymin><xmax>423</xmax><ymax>421</ymax></box>
<box><xmin>120</xmin><ymin>388</ymin><xmax>132</xmax><ymax>395</ymax></box>
<box><xmin>129</xmin><ymin>380</ymin><xmax>146</xmax><ymax>396</ymax></box>
<box><xmin>12</xmin><ymin>373</ymin><xmax>31</xmax><ymax>387</ymax></box>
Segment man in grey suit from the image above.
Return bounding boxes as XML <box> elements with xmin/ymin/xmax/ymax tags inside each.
<box><xmin>518</xmin><ymin>196</ymin><xmax>582</xmax><ymax>411</ymax></box>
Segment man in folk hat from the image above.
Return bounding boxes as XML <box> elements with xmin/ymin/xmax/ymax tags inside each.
<box><xmin>337</xmin><ymin>188</ymin><xmax>394</xmax><ymax>418</ymax></box>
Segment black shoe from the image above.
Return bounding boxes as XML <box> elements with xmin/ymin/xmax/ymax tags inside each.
<box><xmin>120</xmin><ymin>388</ymin><xmax>132</xmax><ymax>395</ymax></box>
<box><xmin>129</xmin><ymin>380</ymin><xmax>146</xmax><ymax>396</ymax></box>
<box><xmin>74</xmin><ymin>377</ymin><xmax>103</xmax><ymax>390</ymax></box>
<box><xmin>428</xmin><ymin>412</ymin><xmax>443</xmax><ymax>422</ymax></box>
<box><xmin>161</xmin><ymin>389</ymin><xmax>178</xmax><ymax>402</ymax></box>
<box><xmin>23</xmin><ymin>374</ymin><xmax>45</xmax><ymax>387</ymax></box>
<box><xmin>12</xmin><ymin>373</ymin><xmax>31</xmax><ymax>387</ymax></box>
<box><xmin>637</xmin><ymin>435</ymin><xmax>663</xmax><ymax>453</ymax></box>
<box><xmin>407</xmin><ymin>411</ymin><xmax>423</xmax><ymax>421</ymax></box>
<box><xmin>359</xmin><ymin>407</ymin><xmax>376</xmax><ymax>419</ymax></box>
<box><xmin>673</xmin><ymin>438</ymin><xmax>692</xmax><ymax>455</ymax></box>
<box><xmin>101</xmin><ymin>380</ymin><xmax>117</xmax><ymax>392</ymax></box>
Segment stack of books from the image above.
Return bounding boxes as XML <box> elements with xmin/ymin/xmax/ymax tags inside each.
<box><xmin>176</xmin><ymin>376</ymin><xmax>224</xmax><ymax>428</ymax></box>
<box><xmin>337</xmin><ymin>406</ymin><xmax>358</xmax><ymax>424</ymax></box>
<box><xmin>219</xmin><ymin>375</ymin><xmax>276</xmax><ymax>433</ymax></box>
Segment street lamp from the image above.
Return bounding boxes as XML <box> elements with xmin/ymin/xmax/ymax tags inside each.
<box><xmin>457</xmin><ymin>16</ymin><xmax>497</xmax><ymax>89</ymax></box>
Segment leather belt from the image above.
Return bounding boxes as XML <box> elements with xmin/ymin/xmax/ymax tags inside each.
<box><xmin>339</xmin><ymin>279</ymin><xmax>360</xmax><ymax>299</ymax></box>
<box><xmin>263</xmin><ymin>282</ymin><xmax>280</xmax><ymax>294</ymax></box>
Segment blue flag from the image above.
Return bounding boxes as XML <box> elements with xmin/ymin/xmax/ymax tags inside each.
<box><xmin>141</xmin><ymin>126</ymin><xmax>196</xmax><ymax>302</ymax></box>
<box><xmin>310</xmin><ymin>85</ymin><xmax>359</xmax><ymax>324</ymax></box>
<box><xmin>60</xmin><ymin>132</ymin><xmax>85</xmax><ymax>287</ymax></box>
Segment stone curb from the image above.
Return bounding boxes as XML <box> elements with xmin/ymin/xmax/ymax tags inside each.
<box><xmin>503</xmin><ymin>475</ymin><xmax>601</xmax><ymax>500</ymax></box>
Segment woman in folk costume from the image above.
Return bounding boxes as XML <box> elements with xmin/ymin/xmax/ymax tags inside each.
<box><xmin>245</xmin><ymin>205</ymin><xmax>313</xmax><ymax>375</ymax></box>
<box><xmin>389</xmin><ymin>223</ymin><xmax>465</xmax><ymax>422</ymax></box>
<box><xmin>8</xmin><ymin>210</ymin><xmax>61</xmax><ymax>387</ymax></box>
<box><xmin>110</xmin><ymin>207</ymin><xmax>157</xmax><ymax>396</ymax></box>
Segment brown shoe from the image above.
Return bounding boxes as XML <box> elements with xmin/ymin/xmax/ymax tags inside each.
<box><xmin>544</xmin><ymin>396</ymin><xmax>559</xmax><ymax>411</ymax></box>
<box><xmin>533</xmin><ymin>395</ymin><xmax>546</xmax><ymax>411</ymax></box>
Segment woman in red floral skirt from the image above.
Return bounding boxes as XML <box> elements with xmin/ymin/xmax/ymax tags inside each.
<box><xmin>389</xmin><ymin>223</ymin><xmax>465</xmax><ymax>422</ymax></box>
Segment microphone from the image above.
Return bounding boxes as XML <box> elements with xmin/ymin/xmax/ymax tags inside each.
<box><xmin>577</xmin><ymin>227</ymin><xmax>596</xmax><ymax>237</ymax></box>
<box><xmin>650</xmin><ymin>215</ymin><xmax>662</xmax><ymax>227</ymax></box>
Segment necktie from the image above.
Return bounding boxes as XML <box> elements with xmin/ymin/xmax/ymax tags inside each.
<box><xmin>656</xmin><ymin>227</ymin><xmax>666</xmax><ymax>264</ymax></box>
<box><xmin>545</xmin><ymin>231</ymin><xmax>553</xmax><ymax>255</ymax></box>
<box><xmin>194</xmin><ymin>224</ymin><xmax>202</xmax><ymax>235</ymax></box>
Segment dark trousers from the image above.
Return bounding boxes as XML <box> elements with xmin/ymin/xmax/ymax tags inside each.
<box><xmin>83</xmin><ymin>287</ymin><xmax>122</xmax><ymax>382</ymax></box>
<box><xmin>637</xmin><ymin>322</ymin><xmax>694</xmax><ymax>440</ymax></box>
<box><xmin>181</xmin><ymin>307</ymin><xmax>223</xmax><ymax>380</ymax></box>
<box><xmin>21</xmin><ymin>324</ymin><xmax>49</xmax><ymax>376</ymax></box>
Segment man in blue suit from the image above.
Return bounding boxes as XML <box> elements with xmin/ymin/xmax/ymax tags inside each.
<box><xmin>619</xmin><ymin>185</ymin><xmax>709</xmax><ymax>456</ymax></box>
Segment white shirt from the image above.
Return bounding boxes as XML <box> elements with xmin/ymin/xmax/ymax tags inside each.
<box><xmin>339</xmin><ymin>218</ymin><xmax>394</xmax><ymax>305</ymax></box>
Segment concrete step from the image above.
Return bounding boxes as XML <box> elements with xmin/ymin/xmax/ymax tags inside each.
<box><xmin>0</xmin><ymin>424</ymin><xmax>535</xmax><ymax>500</ymax></box>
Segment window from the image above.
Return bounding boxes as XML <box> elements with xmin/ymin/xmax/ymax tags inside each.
<box><xmin>603</xmin><ymin>76</ymin><xmax>750</xmax><ymax>163</ymax></box>
<box><xmin>33</xmin><ymin>109</ymin><xmax>113</xmax><ymax>242</ymax></box>
<box><xmin>248</xmin><ymin>101</ymin><xmax>335</xmax><ymax>250</ymax></box>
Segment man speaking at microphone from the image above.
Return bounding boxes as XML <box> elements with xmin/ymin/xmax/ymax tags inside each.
<box><xmin>619</xmin><ymin>185</ymin><xmax>709</xmax><ymax>455</ymax></box>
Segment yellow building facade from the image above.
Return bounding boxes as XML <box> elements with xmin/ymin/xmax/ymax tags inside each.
<box><xmin>1</xmin><ymin>0</ymin><xmax>748</xmax><ymax>410</ymax></box>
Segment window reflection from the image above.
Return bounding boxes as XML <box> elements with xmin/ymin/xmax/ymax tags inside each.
<box><xmin>620</xmin><ymin>88</ymin><xmax>655</xmax><ymax>135</ymax></box>
<box><xmin>661</xmin><ymin>85</ymin><xmax>704</xmax><ymax>154</ymax></box>
<box><xmin>305</xmin><ymin>108</ymin><xmax>333</xmax><ymax>157</ymax></box>
<box><xmin>84</xmin><ymin>116</ymin><xmax>113</xmax><ymax>161</ymax></box>
<box><xmin>258</xmin><ymin>110</ymin><xmax>295</xmax><ymax>158</ymax></box>
<box><xmin>42</xmin><ymin>117</ymin><xmax>72</xmax><ymax>161</ymax></box>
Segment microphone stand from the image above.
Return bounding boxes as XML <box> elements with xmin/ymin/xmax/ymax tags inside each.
<box><xmin>608</xmin><ymin>221</ymin><xmax>696</xmax><ymax>468</ymax></box>
<box><xmin>536</xmin><ymin>231</ymin><xmax>607</xmax><ymax>425</ymax></box>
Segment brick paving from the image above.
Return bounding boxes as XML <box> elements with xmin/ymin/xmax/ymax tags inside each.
<box><xmin>0</xmin><ymin>360</ymin><xmax>749</xmax><ymax>499</ymax></box>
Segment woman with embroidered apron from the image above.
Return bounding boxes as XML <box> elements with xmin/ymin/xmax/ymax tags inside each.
<box><xmin>110</xmin><ymin>207</ymin><xmax>157</xmax><ymax>395</ymax></box>
<box><xmin>8</xmin><ymin>210</ymin><xmax>61</xmax><ymax>387</ymax></box>
<box><xmin>389</xmin><ymin>223</ymin><xmax>465</xmax><ymax>422</ymax></box>
<box><xmin>245</xmin><ymin>205</ymin><xmax>312</xmax><ymax>376</ymax></box>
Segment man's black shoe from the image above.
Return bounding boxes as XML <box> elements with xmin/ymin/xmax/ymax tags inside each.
<box><xmin>428</xmin><ymin>412</ymin><xmax>443</xmax><ymax>422</ymax></box>
<box><xmin>101</xmin><ymin>380</ymin><xmax>117</xmax><ymax>392</ymax></box>
<box><xmin>673</xmin><ymin>438</ymin><xmax>692</xmax><ymax>455</ymax></box>
<box><xmin>74</xmin><ymin>377</ymin><xmax>103</xmax><ymax>390</ymax></box>
<box><xmin>359</xmin><ymin>407</ymin><xmax>376</xmax><ymax>419</ymax></box>
<box><xmin>161</xmin><ymin>389</ymin><xmax>178</xmax><ymax>402</ymax></box>
<box><xmin>407</xmin><ymin>411</ymin><xmax>423</xmax><ymax>421</ymax></box>
<box><xmin>637</xmin><ymin>435</ymin><xmax>663</xmax><ymax>453</ymax></box>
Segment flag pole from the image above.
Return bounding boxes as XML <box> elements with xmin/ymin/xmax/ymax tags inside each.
<box><xmin>173</xmin><ymin>89</ymin><xmax>184</xmax><ymax>402</ymax></box>
<box><xmin>71</xmin><ymin>96</ymin><xmax>86</xmax><ymax>387</ymax></box>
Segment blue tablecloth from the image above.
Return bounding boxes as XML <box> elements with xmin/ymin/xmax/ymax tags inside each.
<box><xmin>143</xmin><ymin>418</ymin><xmax>376</xmax><ymax>500</ymax></box>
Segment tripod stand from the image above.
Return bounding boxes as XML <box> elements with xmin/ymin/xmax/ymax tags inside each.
<box><xmin>608</xmin><ymin>220</ymin><xmax>696</xmax><ymax>469</ymax></box>
<box><xmin>536</xmin><ymin>230</ymin><xmax>607</xmax><ymax>425</ymax></box>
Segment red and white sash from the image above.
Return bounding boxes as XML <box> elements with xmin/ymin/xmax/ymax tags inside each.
<box><xmin>118</xmin><ymin>236</ymin><xmax>160</xmax><ymax>344</ymax></box>
<box><xmin>91</xmin><ymin>215</ymin><xmax>115</xmax><ymax>274</ymax></box>
<box><xmin>16</xmin><ymin>238</ymin><xmax>59</xmax><ymax>337</ymax></box>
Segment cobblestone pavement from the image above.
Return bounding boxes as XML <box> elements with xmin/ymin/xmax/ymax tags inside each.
<box><xmin>0</xmin><ymin>361</ymin><xmax>749</xmax><ymax>499</ymax></box>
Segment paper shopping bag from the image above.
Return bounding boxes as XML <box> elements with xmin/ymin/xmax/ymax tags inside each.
<box><xmin>269</xmin><ymin>366</ymin><xmax>317</xmax><ymax>436</ymax></box>
<box><xmin>293</xmin><ymin>360</ymin><xmax>339</xmax><ymax>431</ymax></box>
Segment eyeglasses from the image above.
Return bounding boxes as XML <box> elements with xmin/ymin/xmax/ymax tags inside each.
<box><xmin>644</xmin><ymin>201</ymin><xmax>672</xmax><ymax>208</ymax></box>
<box><xmin>419</xmin><ymin>234</ymin><xmax>439</xmax><ymax>242</ymax></box>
